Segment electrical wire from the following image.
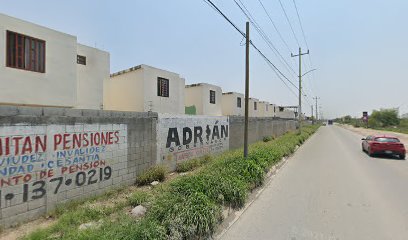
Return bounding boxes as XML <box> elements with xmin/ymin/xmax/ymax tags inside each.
<box><xmin>278</xmin><ymin>0</ymin><xmax>300</xmax><ymax>47</ymax></box>
<box><xmin>203</xmin><ymin>0</ymin><xmax>300</xmax><ymax>97</ymax></box>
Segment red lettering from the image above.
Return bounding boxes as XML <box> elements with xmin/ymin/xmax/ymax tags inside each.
<box><xmin>101</xmin><ymin>132</ymin><xmax>108</xmax><ymax>145</ymax></box>
<box><xmin>13</xmin><ymin>137</ymin><xmax>23</xmax><ymax>155</ymax></box>
<box><xmin>23</xmin><ymin>174</ymin><xmax>32</xmax><ymax>183</ymax></box>
<box><xmin>114</xmin><ymin>131</ymin><xmax>119</xmax><ymax>143</ymax></box>
<box><xmin>61</xmin><ymin>166</ymin><xmax>68</xmax><ymax>175</ymax></box>
<box><xmin>108</xmin><ymin>132</ymin><xmax>113</xmax><ymax>144</ymax></box>
<box><xmin>11</xmin><ymin>175</ymin><xmax>23</xmax><ymax>185</ymax></box>
<box><xmin>83</xmin><ymin>133</ymin><xmax>89</xmax><ymax>147</ymax></box>
<box><xmin>21</xmin><ymin>137</ymin><xmax>33</xmax><ymax>155</ymax></box>
<box><xmin>5</xmin><ymin>137</ymin><xmax>10</xmax><ymax>155</ymax></box>
<box><xmin>73</xmin><ymin>134</ymin><xmax>82</xmax><ymax>149</ymax></box>
<box><xmin>63</xmin><ymin>133</ymin><xmax>71</xmax><ymax>150</ymax></box>
<box><xmin>54</xmin><ymin>134</ymin><xmax>62</xmax><ymax>151</ymax></box>
<box><xmin>35</xmin><ymin>135</ymin><xmax>47</xmax><ymax>153</ymax></box>
<box><xmin>94</xmin><ymin>133</ymin><xmax>101</xmax><ymax>146</ymax></box>
<box><xmin>0</xmin><ymin>178</ymin><xmax>11</xmax><ymax>187</ymax></box>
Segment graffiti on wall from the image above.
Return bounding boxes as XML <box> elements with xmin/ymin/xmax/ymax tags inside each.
<box><xmin>0</xmin><ymin>124</ymin><xmax>127</xmax><ymax>208</ymax></box>
<box><xmin>157</xmin><ymin>115</ymin><xmax>229</xmax><ymax>168</ymax></box>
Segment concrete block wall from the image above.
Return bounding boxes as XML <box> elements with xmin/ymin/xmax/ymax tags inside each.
<box><xmin>229</xmin><ymin>117</ymin><xmax>297</xmax><ymax>150</ymax></box>
<box><xmin>0</xmin><ymin>106</ymin><xmax>157</xmax><ymax>227</ymax></box>
<box><xmin>0</xmin><ymin>106</ymin><xmax>297</xmax><ymax>227</ymax></box>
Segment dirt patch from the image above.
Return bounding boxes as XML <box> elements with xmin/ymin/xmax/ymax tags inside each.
<box><xmin>0</xmin><ymin>217</ymin><xmax>54</xmax><ymax>240</ymax></box>
<box><xmin>340</xmin><ymin>124</ymin><xmax>408</xmax><ymax>146</ymax></box>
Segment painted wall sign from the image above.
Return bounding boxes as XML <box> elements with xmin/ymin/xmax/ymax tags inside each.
<box><xmin>157</xmin><ymin>114</ymin><xmax>229</xmax><ymax>169</ymax></box>
<box><xmin>0</xmin><ymin>124</ymin><xmax>127</xmax><ymax>210</ymax></box>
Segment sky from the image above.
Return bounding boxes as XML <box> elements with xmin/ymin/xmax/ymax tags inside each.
<box><xmin>1</xmin><ymin>0</ymin><xmax>408</xmax><ymax>119</ymax></box>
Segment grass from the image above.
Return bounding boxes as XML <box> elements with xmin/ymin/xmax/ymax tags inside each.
<box><xmin>175</xmin><ymin>155</ymin><xmax>213</xmax><ymax>173</ymax></box>
<box><xmin>23</xmin><ymin>125</ymin><xmax>319</xmax><ymax>240</ymax></box>
<box><xmin>136</xmin><ymin>165</ymin><xmax>167</xmax><ymax>186</ymax></box>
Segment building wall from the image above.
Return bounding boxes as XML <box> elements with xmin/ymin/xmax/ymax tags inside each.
<box><xmin>222</xmin><ymin>92</ymin><xmax>244</xmax><ymax>116</ymax></box>
<box><xmin>76</xmin><ymin>44</ymin><xmax>109</xmax><ymax>110</ymax></box>
<box><xmin>104</xmin><ymin>69</ymin><xmax>144</xmax><ymax>112</ymax></box>
<box><xmin>249</xmin><ymin>98</ymin><xmax>259</xmax><ymax>117</ymax></box>
<box><xmin>202</xmin><ymin>84</ymin><xmax>222</xmax><ymax>116</ymax></box>
<box><xmin>0</xmin><ymin>105</ymin><xmax>157</xmax><ymax>227</ymax></box>
<box><xmin>185</xmin><ymin>85</ymin><xmax>203</xmax><ymax>115</ymax></box>
<box><xmin>142</xmin><ymin>65</ymin><xmax>185</xmax><ymax>114</ymax></box>
<box><xmin>276</xmin><ymin>109</ymin><xmax>296</xmax><ymax>119</ymax></box>
<box><xmin>156</xmin><ymin>114</ymin><xmax>229</xmax><ymax>170</ymax></box>
<box><xmin>258</xmin><ymin>101</ymin><xmax>271</xmax><ymax>117</ymax></box>
<box><xmin>0</xmin><ymin>105</ymin><xmax>298</xmax><ymax>227</ymax></box>
<box><xmin>0</xmin><ymin>13</ymin><xmax>77</xmax><ymax>107</ymax></box>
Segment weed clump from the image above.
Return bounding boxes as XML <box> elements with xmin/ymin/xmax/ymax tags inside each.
<box><xmin>136</xmin><ymin>165</ymin><xmax>167</xmax><ymax>186</ymax></box>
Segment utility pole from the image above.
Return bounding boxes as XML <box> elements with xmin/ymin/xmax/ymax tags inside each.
<box><xmin>311</xmin><ymin>105</ymin><xmax>314</xmax><ymax>124</ymax></box>
<box><xmin>244</xmin><ymin>22</ymin><xmax>250</xmax><ymax>158</ymax></box>
<box><xmin>313</xmin><ymin>96</ymin><xmax>320</xmax><ymax>121</ymax></box>
<box><xmin>291</xmin><ymin>48</ymin><xmax>310</xmax><ymax>133</ymax></box>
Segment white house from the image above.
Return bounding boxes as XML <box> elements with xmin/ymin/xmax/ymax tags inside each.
<box><xmin>270</xmin><ymin>104</ymin><xmax>277</xmax><ymax>117</ymax></box>
<box><xmin>248</xmin><ymin>98</ymin><xmax>259</xmax><ymax>117</ymax></box>
<box><xmin>221</xmin><ymin>92</ymin><xmax>244</xmax><ymax>116</ymax></box>
<box><xmin>185</xmin><ymin>83</ymin><xmax>222</xmax><ymax>116</ymax></box>
<box><xmin>105</xmin><ymin>64</ymin><xmax>185</xmax><ymax>114</ymax></box>
<box><xmin>0</xmin><ymin>13</ymin><xmax>109</xmax><ymax>109</ymax></box>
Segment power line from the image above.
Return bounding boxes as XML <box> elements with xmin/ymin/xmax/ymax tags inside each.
<box><xmin>258</xmin><ymin>0</ymin><xmax>292</xmax><ymax>54</ymax></box>
<box><xmin>278</xmin><ymin>0</ymin><xmax>300</xmax><ymax>47</ymax></box>
<box><xmin>292</xmin><ymin>0</ymin><xmax>309</xmax><ymax>50</ymax></box>
<box><xmin>233</xmin><ymin>0</ymin><xmax>297</xmax><ymax>77</ymax></box>
<box><xmin>203</xmin><ymin>0</ymin><xmax>300</xmax><ymax>97</ymax></box>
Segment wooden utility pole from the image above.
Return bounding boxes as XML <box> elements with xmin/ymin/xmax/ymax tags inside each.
<box><xmin>291</xmin><ymin>48</ymin><xmax>309</xmax><ymax>133</ymax></box>
<box><xmin>244</xmin><ymin>22</ymin><xmax>250</xmax><ymax>158</ymax></box>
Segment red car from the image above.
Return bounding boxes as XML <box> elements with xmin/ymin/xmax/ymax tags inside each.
<box><xmin>361</xmin><ymin>135</ymin><xmax>406</xmax><ymax>159</ymax></box>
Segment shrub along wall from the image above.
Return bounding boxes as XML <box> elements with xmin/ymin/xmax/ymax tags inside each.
<box><xmin>22</xmin><ymin>125</ymin><xmax>319</xmax><ymax>240</ymax></box>
<box><xmin>0</xmin><ymin>105</ymin><xmax>298</xmax><ymax>227</ymax></box>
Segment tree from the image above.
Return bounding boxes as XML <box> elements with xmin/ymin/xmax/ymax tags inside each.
<box><xmin>370</xmin><ymin>109</ymin><xmax>400</xmax><ymax>127</ymax></box>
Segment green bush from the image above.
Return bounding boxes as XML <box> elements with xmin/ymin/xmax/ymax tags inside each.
<box><xmin>263</xmin><ymin>136</ymin><xmax>273</xmax><ymax>142</ymax></box>
<box><xmin>136</xmin><ymin>165</ymin><xmax>167</xmax><ymax>186</ymax></box>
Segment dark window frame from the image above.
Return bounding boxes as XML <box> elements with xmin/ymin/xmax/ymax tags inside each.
<box><xmin>6</xmin><ymin>30</ymin><xmax>46</xmax><ymax>73</ymax></box>
<box><xmin>254</xmin><ymin>102</ymin><xmax>257</xmax><ymax>110</ymax></box>
<box><xmin>157</xmin><ymin>77</ymin><xmax>169</xmax><ymax>97</ymax></box>
<box><xmin>210</xmin><ymin>90</ymin><xmax>216</xmax><ymax>104</ymax></box>
<box><xmin>77</xmin><ymin>55</ymin><xmax>86</xmax><ymax>65</ymax></box>
<box><xmin>237</xmin><ymin>97</ymin><xmax>242</xmax><ymax>108</ymax></box>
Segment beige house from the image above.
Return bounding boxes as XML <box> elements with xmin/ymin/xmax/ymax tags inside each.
<box><xmin>276</xmin><ymin>106</ymin><xmax>296</xmax><ymax>119</ymax></box>
<box><xmin>185</xmin><ymin>83</ymin><xmax>222</xmax><ymax>116</ymax></box>
<box><xmin>221</xmin><ymin>92</ymin><xmax>244</xmax><ymax>116</ymax></box>
<box><xmin>258</xmin><ymin>101</ymin><xmax>273</xmax><ymax>117</ymax></box>
<box><xmin>105</xmin><ymin>64</ymin><xmax>185</xmax><ymax>114</ymax></box>
<box><xmin>248</xmin><ymin>98</ymin><xmax>259</xmax><ymax>117</ymax></box>
<box><xmin>0</xmin><ymin>13</ymin><xmax>109</xmax><ymax>109</ymax></box>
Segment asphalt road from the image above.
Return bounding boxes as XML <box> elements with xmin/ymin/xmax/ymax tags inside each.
<box><xmin>220</xmin><ymin>125</ymin><xmax>408</xmax><ymax>240</ymax></box>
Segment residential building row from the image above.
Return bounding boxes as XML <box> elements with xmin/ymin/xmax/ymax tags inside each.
<box><xmin>0</xmin><ymin>13</ymin><xmax>296</xmax><ymax>119</ymax></box>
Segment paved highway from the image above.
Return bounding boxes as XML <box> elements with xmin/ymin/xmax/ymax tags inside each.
<box><xmin>221</xmin><ymin>125</ymin><xmax>408</xmax><ymax>240</ymax></box>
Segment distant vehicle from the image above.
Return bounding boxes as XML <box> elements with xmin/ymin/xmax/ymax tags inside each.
<box><xmin>328</xmin><ymin>120</ymin><xmax>333</xmax><ymax>125</ymax></box>
<box><xmin>361</xmin><ymin>135</ymin><xmax>406</xmax><ymax>159</ymax></box>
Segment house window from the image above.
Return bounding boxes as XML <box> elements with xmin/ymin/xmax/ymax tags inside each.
<box><xmin>279</xmin><ymin>107</ymin><xmax>284</xmax><ymax>112</ymax></box>
<box><xmin>210</xmin><ymin>90</ymin><xmax>216</xmax><ymax>104</ymax></box>
<box><xmin>77</xmin><ymin>55</ymin><xmax>86</xmax><ymax>65</ymax></box>
<box><xmin>254</xmin><ymin>102</ymin><xmax>257</xmax><ymax>110</ymax></box>
<box><xmin>237</xmin><ymin>97</ymin><xmax>242</xmax><ymax>108</ymax></box>
<box><xmin>274</xmin><ymin>106</ymin><xmax>276</xmax><ymax>112</ymax></box>
<box><xmin>6</xmin><ymin>31</ymin><xmax>45</xmax><ymax>73</ymax></box>
<box><xmin>157</xmin><ymin>77</ymin><xmax>169</xmax><ymax>97</ymax></box>
<box><xmin>266</xmin><ymin>105</ymin><xmax>268</xmax><ymax>111</ymax></box>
